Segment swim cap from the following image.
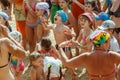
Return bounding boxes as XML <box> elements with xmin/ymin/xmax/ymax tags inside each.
<box><xmin>56</xmin><ymin>10</ymin><xmax>68</xmax><ymax>23</ymax></box>
<box><xmin>90</xmin><ymin>30</ymin><xmax>110</xmax><ymax>45</ymax></box>
<box><xmin>0</xmin><ymin>11</ymin><xmax>9</xmax><ymax>20</ymax></box>
<box><xmin>9</xmin><ymin>31</ymin><xmax>22</xmax><ymax>42</ymax></box>
<box><xmin>36</xmin><ymin>2</ymin><xmax>49</xmax><ymax>15</ymax></box>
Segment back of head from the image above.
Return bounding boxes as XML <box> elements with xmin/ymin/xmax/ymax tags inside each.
<box><xmin>98</xmin><ymin>20</ymin><xmax>115</xmax><ymax>30</ymax></box>
<box><xmin>41</xmin><ymin>37</ymin><xmax>52</xmax><ymax>51</ymax></box>
<box><xmin>90</xmin><ymin>30</ymin><xmax>110</xmax><ymax>47</ymax></box>
<box><xmin>9</xmin><ymin>31</ymin><xmax>22</xmax><ymax>42</ymax></box>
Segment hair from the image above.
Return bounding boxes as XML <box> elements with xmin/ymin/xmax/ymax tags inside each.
<box><xmin>3</xmin><ymin>18</ymin><xmax>12</xmax><ymax>32</ymax></box>
<box><xmin>41</xmin><ymin>37</ymin><xmax>52</xmax><ymax>52</ymax></box>
<box><xmin>0</xmin><ymin>0</ymin><xmax>10</xmax><ymax>9</ymax></box>
<box><xmin>85</xmin><ymin>0</ymin><xmax>96</xmax><ymax>8</ymax></box>
<box><xmin>29</xmin><ymin>51</ymin><xmax>43</xmax><ymax>67</ymax></box>
<box><xmin>64</xmin><ymin>0</ymin><xmax>72</xmax><ymax>5</ymax></box>
<box><xmin>81</xmin><ymin>15</ymin><xmax>94</xmax><ymax>30</ymax></box>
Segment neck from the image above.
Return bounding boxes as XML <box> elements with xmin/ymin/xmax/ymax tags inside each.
<box><xmin>57</xmin><ymin>23</ymin><xmax>64</xmax><ymax>27</ymax></box>
<box><xmin>63</xmin><ymin>7</ymin><xmax>68</xmax><ymax>12</ymax></box>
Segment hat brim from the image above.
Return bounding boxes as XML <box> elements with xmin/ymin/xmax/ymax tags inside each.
<box><xmin>94</xmin><ymin>15</ymin><xmax>101</xmax><ymax>20</ymax></box>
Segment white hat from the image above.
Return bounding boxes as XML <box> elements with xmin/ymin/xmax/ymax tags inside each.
<box><xmin>98</xmin><ymin>20</ymin><xmax>116</xmax><ymax>30</ymax></box>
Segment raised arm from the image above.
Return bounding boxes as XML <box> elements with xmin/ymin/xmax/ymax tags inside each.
<box><xmin>59</xmin><ymin>41</ymin><xmax>87</xmax><ymax>68</ymax></box>
<box><xmin>4</xmin><ymin>38</ymin><xmax>27</xmax><ymax>59</ymax></box>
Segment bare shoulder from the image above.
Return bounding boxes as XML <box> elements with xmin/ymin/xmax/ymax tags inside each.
<box><xmin>0</xmin><ymin>38</ymin><xmax>10</xmax><ymax>45</ymax></box>
<box><xmin>109</xmin><ymin>51</ymin><xmax>120</xmax><ymax>57</ymax></box>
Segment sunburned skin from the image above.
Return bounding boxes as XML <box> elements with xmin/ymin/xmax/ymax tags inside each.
<box><xmin>10</xmin><ymin>43</ymin><xmax>17</xmax><ymax>50</ymax></box>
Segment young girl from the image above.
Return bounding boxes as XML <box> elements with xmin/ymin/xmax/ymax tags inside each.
<box><xmin>0</xmin><ymin>11</ymin><xmax>12</xmax><ymax>32</ymax></box>
<box><xmin>35</xmin><ymin>2</ymin><xmax>50</xmax><ymax>42</ymax></box>
<box><xmin>77</xmin><ymin>12</ymin><xmax>94</xmax><ymax>53</ymax></box>
<box><xmin>10</xmin><ymin>31</ymin><xmax>25</xmax><ymax>80</ymax></box>
<box><xmin>59</xmin><ymin>0</ymin><xmax>79</xmax><ymax>37</ymax></box>
<box><xmin>29</xmin><ymin>51</ymin><xmax>44</xmax><ymax>80</ymax></box>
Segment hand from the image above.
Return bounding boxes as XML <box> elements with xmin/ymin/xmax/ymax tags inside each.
<box><xmin>0</xmin><ymin>24</ymin><xmax>9</xmax><ymax>37</ymax></box>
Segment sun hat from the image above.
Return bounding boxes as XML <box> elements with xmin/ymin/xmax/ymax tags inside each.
<box><xmin>98</xmin><ymin>20</ymin><xmax>115</xmax><ymax>30</ymax></box>
<box><xmin>36</xmin><ymin>2</ymin><xmax>49</xmax><ymax>15</ymax></box>
<box><xmin>56</xmin><ymin>10</ymin><xmax>68</xmax><ymax>23</ymax></box>
<box><xmin>0</xmin><ymin>11</ymin><xmax>9</xmax><ymax>20</ymax></box>
<box><xmin>94</xmin><ymin>12</ymin><xmax>110</xmax><ymax>21</ymax></box>
<box><xmin>81</xmin><ymin>12</ymin><xmax>94</xmax><ymax>25</ymax></box>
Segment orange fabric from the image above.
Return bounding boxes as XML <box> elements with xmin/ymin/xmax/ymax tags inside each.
<box><xmin>16</xmin><ymin>21</ymin><xmax>26</xmax><ymax>37</ymax></box>
<box><xmin>71</xmin><ymin>0</ymin><xmax>84</xmax><ymax>20</ymax></box>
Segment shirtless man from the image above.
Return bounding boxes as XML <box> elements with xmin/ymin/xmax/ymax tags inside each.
<box><xmin>0</xmin><ymin>24</ymin><xmax>28</xmax><ymax>80</ymax></box>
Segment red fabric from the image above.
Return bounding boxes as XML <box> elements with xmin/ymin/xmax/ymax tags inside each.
<box><xmin>71</xmin><ymin>0</ymin><xmax>84</xmax><ymax>20</ymax></box>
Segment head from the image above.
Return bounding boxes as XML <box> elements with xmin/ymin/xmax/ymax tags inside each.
<box><xmin>50</xmin><ymin>0</ymin><xmax>58</xmax><ymax>5</ymax></box>
<box><xmin>85</xmin><ymin>0</ymin><xmax>96</xmax><ymax>13</ymax></box>
<box><xmin>90</xmin><ymin>30</ymin><xmax>110</xmax><ymax>50</ymax></box>
<box><xmin>78</xmin><ymin>13</ymin><xmax>94</xmax><ymax>30</ymax></box>
<box><xmin>36</xmin><ymin>2</ymin><xmax>49</xmax><ymax>16</ymax></box>
<box><xmin>59</xmin><ymin>0</ymin><xmax>72</xmax><ymax>9</ymax></box>
<box><xmin>0</xmin><ymin>11</ymin><xmax>9</xmax><ymax>25</ymax></box>
<box><xmin>54</xmin><ymin>10</ymin><xmax>68</xmax><ymax>24</ymax></box>
<box><xmin>9</xmin><ymin>31</ymin><xmax>22</xmax><ymax>42</ymax></box>
<box><xmin>41</xmin><ymin>37</ymin><xmax>52</xmax><ymax>52</ymax></box>
<box><xmin>0</xmin><ymin>0</ymin><xmax>10</xmax><ymax>8</ymax></box>
<box><xmin>29</xmin><ymin>51</ymin><xmax>44</xmax><ymax>67</ymax></box>
<box><xmin>94</xmin><ymin>12</ymin><xmax>110</xmax><ymax>27</ymax></box>
<box><xmin>98</xmin><ymin>20</ymin><xmax>115</xmax><ymax>35</ymax></box>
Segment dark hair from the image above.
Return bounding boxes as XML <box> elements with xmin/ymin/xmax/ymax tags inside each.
<box><xmin>0</xmin><ymin>0</ymin><xmax>10</xmax><ymax>9</ymax></box>
<box><xmin>85</xmin><ymin>0</ymin><xmax>96</xmax><ymax>8</ymax></box>
<box><xmin>64</xmin><ymin>0</ymin><xmax>72</xmax><ymax>4</ymax></box>
<box><xmin>41</xmin><ymin>37</ymin><xmax>52</xmax><ymax>52</ymax></box>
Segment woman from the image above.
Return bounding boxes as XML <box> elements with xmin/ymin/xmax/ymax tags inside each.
<box><xmin>23</xmin><ymin>0</ymin><xmax>40</xmax><ymax>52</ymax></box>
<box><xmin>59</xmin><ymin>30</ymin><xmax>120</xmax><ymax>80</ymax></box>
<box><xmin>0</xmin><ymin>24</ymin><xmax>27</xmax><ymax>80</ymax></box>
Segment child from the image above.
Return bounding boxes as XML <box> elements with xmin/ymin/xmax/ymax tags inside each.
<box><xmin>36</xmin><ymin>37</ymin><xmax>60</xmax><ymax>58</ymax></box>
<box><xmin>44</xmin><ymin>56</ymin><xmax>62</xmax><ymax>80</ymax></box>
<box><xmin>77</xmin><ymin>12</ymin><xmax>94</xmax><ymax>53</ymax></box>
<box><xmin>10</xmin><ymin>31</ymin><xmax>25</xmax><ymax>80</ymax></box>
<box><xmin>59</xmin><ymin>0</ymin><xmax>79</xmax><ymax>37</ymax></box>
<box><xmin>35</xmin><ymin>2</ymin><xmax>50</xmax><ymax>42</ymax></box>
<box><xmin>29</xmin><ymin>51</ymin><xmax>44</xmax><ymax>80</ymax></box>
<box><xmin>0</xmin><ymin>11</ymin><xmax>12</xmax><ymax>32</ymax></box>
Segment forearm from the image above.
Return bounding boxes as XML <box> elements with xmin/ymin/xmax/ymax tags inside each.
<box><xmin>110</xmin><ymin>1</ymin><xmax>120</xmax><ymax>12</ymax></box>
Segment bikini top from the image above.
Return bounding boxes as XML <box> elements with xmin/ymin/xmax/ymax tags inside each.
<box><xmin>24</xmin><ymin>4</ymin><xmax>36</xmax><ymax>11</ymax></box>
<box><xmin>88</xmin><ymin>68</ymin><xmax>116</xmax><ymax>78</ymax></box>
<box><xmin>0</xmin><ymin>53</ymin><xmax>11</xmax><ymax>68</ymax></box>
<box><xmin>38</xmin><ymin>49</ymin><xmax>54</xmax><ymax>57</ymax></box>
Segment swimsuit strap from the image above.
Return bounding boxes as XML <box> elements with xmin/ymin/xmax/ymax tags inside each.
<box><xmin>88</xmin><ymin>68</ymin><xmax>116</xmax><ymax>78</ymax></box>
<box><xmin>0</xmin><ymin>63</ymin><xmax>8</xmax><ymax>68</ymax></box>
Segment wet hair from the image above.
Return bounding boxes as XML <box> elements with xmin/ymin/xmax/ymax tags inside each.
<box><xmin>0</xmin><ymin>0</ymin><xmax>10</xmax><ymax>9</ymax></box>
<box><xmin>41</xmin><ymin>37</ymin><xmax>52</xmax><ymax>52</ymax></box>
<box><xmin>64</xmin><ymin>0</ymin><xmax>72</xmax><ymax>4</ymax></box>
<box><xmin>29</xmin><ymin>51</ymin><xmax>43</xmax><ymax>66</ymax></box>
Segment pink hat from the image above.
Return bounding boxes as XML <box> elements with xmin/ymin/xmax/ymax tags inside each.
<box><xmin>81</xmin><ymin>13</ymin><xmax>94</xmax><ymax>25</ymax></box>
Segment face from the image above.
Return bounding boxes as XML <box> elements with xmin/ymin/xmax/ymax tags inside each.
<box><xmin>78</xmin><ymin>16</ymin><xmax>91</xmax><ymax>28</ymax></box>
<box><xmin>85</xmin><ymin>3</ymin><xmax>93</xmax><ymax>13</ymax></box>
<box><xmin>0</xmin><ymin>15</ymin><xmax>6</xmax><ymax>25</ymax></box>
<box><xmin>59</xmin><ymin>0</ymin><xmax>68</xmax><ymax>9</ymax></box>
<box><xmin>54</xmin><ymin>13</ymin><xmax>62</xmax><ymax>24</ymax></box>
<box><xmin>50</xmin><ymin>0</ymin><xmax>58</xmax><ymax>4</ymax></box>
<box><xmin>35</xmin><ymin>8</ymin><xmax>44</xmax><ymax>16</ymax></box>
<box><xmin>32</xmin><ymin>57</ymin><xmax>43</xmax><ymax>67</ymax></box>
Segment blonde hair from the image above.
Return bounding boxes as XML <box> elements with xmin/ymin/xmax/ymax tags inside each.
<box><xmin>29</xmin><ymin>51</ymin><xmax>43</xmax><ymax>66</ymax></box>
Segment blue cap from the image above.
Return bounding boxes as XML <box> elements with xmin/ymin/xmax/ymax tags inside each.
<box><xmin>0</xmin><ymin>11</ymin><xmax>9</xmax><ymax>20</ymax></box>
<box><xmin>56</xmin><ymin>10</ymin><xmax>68</xmax><ymax>23</ymax></box>
<box><xmin>94</xmin><ymin>12</ymin><xmax>110</xmax><ymax>21</ymax></box>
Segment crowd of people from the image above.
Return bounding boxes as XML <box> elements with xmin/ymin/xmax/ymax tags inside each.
<box><xmin>0</xmin><ymin>0</ymin><xmax>120</xmax><ymax>80</ymax></box>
